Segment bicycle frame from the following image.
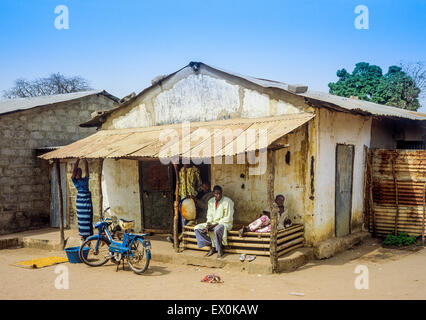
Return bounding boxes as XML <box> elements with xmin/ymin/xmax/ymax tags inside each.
<box><xmin>85</xmin><ymin>209</ymin><xmax>151</xmax><ymax>260</ymax></box>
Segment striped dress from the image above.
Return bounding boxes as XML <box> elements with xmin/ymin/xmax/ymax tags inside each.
<box><xmin>72</xmin><ymin>176</ymin><xmax>93</xmax><ymax>238</ymax></box>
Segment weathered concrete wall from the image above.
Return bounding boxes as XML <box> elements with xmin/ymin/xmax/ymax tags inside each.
<box><xmin>274</xmin><ymin>120</ymin><xmax>318</xmax><ymax>246</ymax></box>
<box><xmin>102</xmin><ymin>159</ymin><xmax>142</xmax><ymax>232</ymax></box>
<box><xmin>209</xmin><ymin>122</ymin><xmax>316</xmax><ymax>230</ymax></box>
<box><xmin>102</xmin><ymin>70</ymin><xmax>309</xmax><ymax>130</ymax></box>
<box><xmin>210</xmin><ymin>157</ymin><xmax>269</xmax><ymax>225</ymax></box>
<box><xmin>66</xmin><ymin>159</ymin><xmax>142</xmax><ymax>233</ymax></box>
<box><xmin>0</xmin><ymin>94</ymin><xmax>116</xmax><ymax>235</ymax></box>
<box><xmin>313</xmin><ymin>108</ymin><xmax>372</xmax><ymax>243</ymax></box>
<box><xmin>370</xmin><ymin>118</ymin><xmax>426</xmax><ymax>149</ymax></box>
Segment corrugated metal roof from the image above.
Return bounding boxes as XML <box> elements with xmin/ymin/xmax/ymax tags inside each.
<box><xmin>298</xmin><ymin>91</ymin><xmax>426</xmax><ymax>120</ymax></box>
<box><xmin>201</xmin><ymin>63</ymin><xmax>426</xmax><ymax>120</ymax></box>
<box><xmin>40</xmin><ymin>113</ymin><xmax>314</xmax><ymax>160</ymax></box>
<box><xmin>0</xmin><ymin>90</ymin><xmax>118</xmax><ymax>116</ymax></box>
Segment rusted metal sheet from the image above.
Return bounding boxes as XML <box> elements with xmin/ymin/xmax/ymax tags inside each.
<box><xmin>39</xmin><ymin>113</ymin><xmax>315</xmax><ymax>160</ymax></box>
<box><xmin>370</xmin><ymin>149</ymin><xmax>426</xmax><ymax>236</ymax></box>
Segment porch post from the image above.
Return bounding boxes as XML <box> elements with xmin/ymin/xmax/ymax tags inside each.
<box><xmin>98</xmin><ymin>159</ymin><xmax>104</xmax><ymax>218</ymax></box>
<box><xmin>173</xmin><ymin>163</ymin><xmax>180</xmax><ymax>252</ymax></box>
<box><xmin>55</xmin><ymin>159</ymin><xmax>65</xmax><ymax>250</ymax></box>
<box><xmin>267</xmin><ymin>149</ymin><xmax>278</xmax><ymax>273</ymax></box>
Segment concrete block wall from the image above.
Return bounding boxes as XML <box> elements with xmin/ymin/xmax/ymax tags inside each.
<box><xmin>0</xmin><ymin>94</ymin><xmax>116</xmax><ymax>235</ymax></box>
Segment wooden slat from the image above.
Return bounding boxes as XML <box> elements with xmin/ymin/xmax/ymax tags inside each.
<box><xmin>182</xmin><ymin>243</ymin><xmax>270</xmax><ymax>256</ymax></box>
<box><xmin>184</xmin><ymin>237</ymin><xmax>270</xmax><ymax>249</ymax></box>
<box><xmin>277</xmin><ymin>243</ymin><xmax>304</xmax><ymax>258</ymax></box>
<box><xmin>182</xmin><ymin>224</ymin><xmax>304</xmax><ymax>242</ymax></box>
<box><xmin>277</xmin><ymin>231</ymin><xmax>304</xmax><ymax>245</ymax></box>
<box><xmin>277</xmin><ymin>237</ymin><xmax>304</xmax><ymax>252</ymax></box>
<box><xmin>182</xmin><ymin>224</ymin><xmax>305</xmax><ymax>258</ymax></box>
<box><xmin>183</xmin><ymin>224</ymin><xmax>303</xmax><ymax>237</ymax></box>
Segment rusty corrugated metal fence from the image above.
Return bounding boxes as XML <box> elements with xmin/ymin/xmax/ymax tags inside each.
<box><xmin>366</xmin><ymin>149</ymin><xmax>426</xmax><ymax>237</ymax></box>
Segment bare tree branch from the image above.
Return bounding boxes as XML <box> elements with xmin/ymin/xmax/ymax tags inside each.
<box><xmin>2</xmin><ymin>73</ymin><xmax>93</xmax><ymax>98</ymax></box>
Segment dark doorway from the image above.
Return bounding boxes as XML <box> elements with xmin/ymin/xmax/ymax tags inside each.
<box><xmin>335</xmin><ymin>144</ymin><xmax>354</xmax><ymax>237</ymax></box>
<box><xmin>139</xmin><ymin>161</ymin><xmax>174</xmax><ymax>233</ymax></box>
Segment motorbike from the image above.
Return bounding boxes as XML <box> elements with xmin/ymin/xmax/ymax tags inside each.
<box><xmin>78</xmin><ymin>207</ymin><xmax>151</xmax><ymax>274</ymax></box>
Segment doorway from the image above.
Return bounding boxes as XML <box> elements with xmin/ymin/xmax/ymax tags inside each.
<box><xmin>335</xmin><ymin>144</ymin><xmax>354</xmax><ymax>237</ymax></box>
<box><xmin>139</xmin><ymin>161</ymin><xmax>174</xmax><ymax>233</ymax></box>
<box><xmin>138</xmin><ymin>161</ymin><xmax>211</xmax><ymax>233</ymax></box>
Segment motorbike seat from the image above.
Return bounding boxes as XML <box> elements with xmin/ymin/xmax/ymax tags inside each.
<box><xmin>119</xmin><ymin>219</ymin><xmax>135</xmax><ymax>230</ymax></box>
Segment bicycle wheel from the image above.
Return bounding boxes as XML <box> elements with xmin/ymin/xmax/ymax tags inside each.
<box><xmin>79</xmin><ymin>238</ymin><xmax>111</xmax><ymax>267</ymax></box>
<box><xmin>127</xmin><ymin>239</ymin><xmax>150</xmax><ymax>274</ymax></box>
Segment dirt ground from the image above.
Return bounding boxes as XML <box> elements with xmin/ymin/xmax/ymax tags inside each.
<box><xmin>0</xmin><ymin>237</ymin><xmax>425</xmax><ymax>300</ymax></box>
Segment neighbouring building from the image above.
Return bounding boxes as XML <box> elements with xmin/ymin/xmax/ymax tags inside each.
<box><xmin>0</xmin><ymin>90</ymin><xmax>118</xmax><ymax>235</ymax></box>
<box><xmin>40</xmin><ymin>62</ymin><xmax>426</xmax><ymax>260</ymax></box>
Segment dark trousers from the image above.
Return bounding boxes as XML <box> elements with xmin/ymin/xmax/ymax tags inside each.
<box><xmin>194</xmin><ymin>224</ymin><xmax>225</xmax><ymax>252</ymax></box>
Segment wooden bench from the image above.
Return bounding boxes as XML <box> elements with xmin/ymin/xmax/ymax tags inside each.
<box><xmin>182</xmin><ymin>224</ymin><xmax>304</xmax><ymax>257</ymax></box>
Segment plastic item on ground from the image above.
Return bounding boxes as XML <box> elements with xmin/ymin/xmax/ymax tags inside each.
<box><xmin>65</xmin><ymin>246</ymin><xmax>90</xmax><ymax>263</ymax></box>
<box><xmin>13</xmin><ymin>256</ymin><xmax>69</xmax><ymax>269</ymax></box>
<box><xmin>201</xmin><ymin>274</ymin><xmax>223</xmax><ymax>283</ymax></box>
<box><xmin>247</xmin><ymin>255</ymin><xmax>256</xmax><ymax>262</ymax></box>
<box><xmin>239</xmin><ymin>254</ymin><xmax>246</xmax><ymax>262</ymax></box>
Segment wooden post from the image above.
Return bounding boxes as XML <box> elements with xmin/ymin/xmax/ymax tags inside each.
<box><xmin>267</xmin><ymin>149</ymin><xmax>278</xmax><ymax>273</ymax></box>
<box><xmin>55</xmin><ymin>159</ymin><xmax>65</xmax><ymax>250</ymax></box>
<box><xmin>391</xmin><ymin>152</ymin><xmax>400</xmax><ymax>236</ymax></box>
<box><xmin>98</xmin><ymin>159</ymin><xmax>104</xmax><ymax>218</ymax></box>
<box><xmin>173</xmin><ymin>163</ymin><xmax>180</xmax><ymax>252</ymax></box>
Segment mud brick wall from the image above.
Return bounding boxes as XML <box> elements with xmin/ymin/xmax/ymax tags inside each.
<box><xmin>0</xmin><ymin>94</ymin><xmax>116</xmax><ymax>235</ymax></box>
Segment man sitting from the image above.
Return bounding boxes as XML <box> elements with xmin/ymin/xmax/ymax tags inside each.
<box><xmin>194</xmin><ymin>185</ymin><xmax>234</xmax><ymax>258</ymax></box>
<box><xmin>238</xmin><ymin>194</ymin><xmax>291</xmax><ymax>237</ymax></box>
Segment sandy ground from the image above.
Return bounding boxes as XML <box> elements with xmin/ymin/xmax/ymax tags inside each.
<box><xmin>0</xmin><ymin>237</ymin><xmax>425</xmax><ymax>300</ymax></box>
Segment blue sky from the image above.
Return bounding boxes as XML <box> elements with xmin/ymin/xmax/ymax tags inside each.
<box><xmin>0</xmin><ymin>0</ymin><xmax>425</xmax><ymax>112</ymax></box>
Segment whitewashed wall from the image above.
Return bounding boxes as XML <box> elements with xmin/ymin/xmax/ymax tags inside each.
<box><xmin>105</xmin><ymin>73</ymin><xmax>302</xmax><ymax>130</ymax></box>
<box><xmin>313</xmin><ymin>108</ymin><xmax>372</xmax><ymax>242</ymax></box>
<box><xmin>102</xmin><ymin>159</ymin><xmax>142</xmax><ymax>232</ymax></box>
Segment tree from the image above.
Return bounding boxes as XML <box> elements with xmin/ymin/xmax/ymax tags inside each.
<box><xmin>2</xmin><ymin>73</ymin><xmax>93</xmax><ymax>99</ymax></box>
<box><xmin>401</xmin><ymin>61</ymin><xmax>426</xmax><ymax>100</ymax></box>
<box><xmin>328</xmin><ymin>62</ymin><xmax>423</xmax><ymax>111</ymax></box>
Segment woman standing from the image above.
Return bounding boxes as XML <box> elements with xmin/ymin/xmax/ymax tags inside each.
<box><xmin>72</xmin><ymin>159</ymin><xmax>93</xmax><ymax>241</ymax></box>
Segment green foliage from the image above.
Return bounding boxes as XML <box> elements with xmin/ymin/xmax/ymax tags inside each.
<box><xmin>383</xmin><ymin>231</ymin><xmax>417</xmax><ymax>247</ymax></box>
<box><xmin>328</xmin><ymin>62</ymin><xmax>422</xmax><ymax>111</ymax></box>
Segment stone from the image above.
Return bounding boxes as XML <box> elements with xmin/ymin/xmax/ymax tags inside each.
<box><xmin>313</xmin><ymin>232</ymin><xmax>371</xmax><ymax>259</ymax></box>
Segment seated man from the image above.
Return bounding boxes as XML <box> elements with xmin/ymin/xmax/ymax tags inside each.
<box><xmin>194</xmin><ymin>185</ymin><xmax>234</xmax><ymax>258</ymax></box>
<box><xmin>238</xmin><ymin>194</ymin><xmax>291</xmax><ymax>237</ymax></box>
